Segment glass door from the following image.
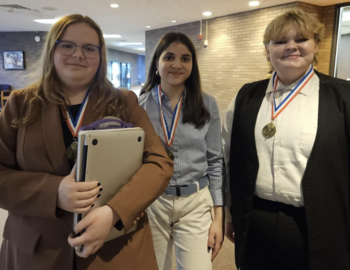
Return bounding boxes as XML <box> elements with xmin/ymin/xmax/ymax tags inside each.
<box><xmin>120</xmin><ymin>62</ymin><xmax>131</xmax><ymax>89</ymax></box>
<box><xmin>110</xmin><ymin>61</ymin><xmax>120</xmax><ymax>88</ymax></box>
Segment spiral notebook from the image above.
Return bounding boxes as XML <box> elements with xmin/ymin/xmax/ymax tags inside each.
<box><xmin>74</xmin><ymin>120</ymin><xmax>145</xmax><ymax>243</ymax></box>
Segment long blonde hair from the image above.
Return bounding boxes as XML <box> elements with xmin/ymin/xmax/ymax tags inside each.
<box><xmin>19</xmin><ymin>14</ymin><xmax>125</xmax><ymax>126</ymax></box>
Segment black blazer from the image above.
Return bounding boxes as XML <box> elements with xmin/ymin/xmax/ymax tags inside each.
<box><xmin>229</xmin><ymin>71</ymin><xmax>350</xmax><ymax>270</ymax></box>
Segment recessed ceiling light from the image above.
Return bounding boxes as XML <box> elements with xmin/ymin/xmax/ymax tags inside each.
<box><xmin>171</xmin><ymin>20</ymin><xmax>176</xmax><ymax>23</ymax></box>
<box><xmin>119</xmin><ymin>42</ymin><xmax>143</xmax><ymax>46</ymax></box>
<box><xmin>103</xmin><ymin>34</ymin><xmax>122</xmax><ymax>38</ymax></box>
<box><xmin>146</xmin><ymin>26</ymin><xmax>151</xmax><ymax>28</ymax></box>
<box><xmin>249</xmin><ymin>1</ymin><xmax>260</xmax><ymax>6</ymax></box>
<box><xmin>110</xmin><ymin>3</ymin><xmax>119</xmax><ymax>8</ymax></box>
<box><xmin>137</xmin><ymin>48</ymin><xmax>145</xmax><ymax>51</ymax></box>
<box><xmin>34</xmin><ymin>19</ymin><xmax>59</xmax><ymax>24</ymax></box>
<box><xmin>203</xmin><ymin>11</ymin><xmax>212</xmax><ymax>16</ymax></box>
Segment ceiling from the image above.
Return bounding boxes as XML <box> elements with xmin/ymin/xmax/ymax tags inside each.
<box><xmin>0</xmin><ymin>0</ymin><xmax>349</xmax><ymax>55</ymax></box>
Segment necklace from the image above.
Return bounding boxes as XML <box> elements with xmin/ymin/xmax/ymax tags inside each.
<box><xmin>61</xmin><ymin>91</ymin><xmax>90</xmax><ymax>162</ymax></box>
<box><xmin>157</xmin><ymin>84</ymin><xmax>183</xmax><ymax>161</ymax></box>
<box><xmin>262</xmin><ymin>66</ymin><xmax>314</xmax><ymax>139</ymax></box>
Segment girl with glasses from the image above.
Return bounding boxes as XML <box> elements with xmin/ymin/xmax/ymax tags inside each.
<box><xmin>0</xmin><ymin>14</ymin><xmax>173</xmax><ymax>270</ymax></box>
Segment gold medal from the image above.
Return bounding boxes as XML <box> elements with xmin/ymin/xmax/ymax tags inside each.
<box><xmin>67</xmin><ymin>140</ymin><xmax>78</xmax><ymax>162</ymax></box>
<box><xmin>262</xmin><ymin>122</ymin><xmax>276</xmax><ymax>138</ymax></box>
<box><xmin>266</xmin><ymin>67</ymin><xmax>314</xmax><ymax>139</ymax></box>
<box><xmin>166</xmin><ymin>148</ymin><xmax>174</xmax><ymax>161</ymax></box>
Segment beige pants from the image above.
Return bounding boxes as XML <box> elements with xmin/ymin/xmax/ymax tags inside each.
<box><xmin>147</xmin><ymin>186</ymin><xmax>214</xmax><ymax>270</ymax></box>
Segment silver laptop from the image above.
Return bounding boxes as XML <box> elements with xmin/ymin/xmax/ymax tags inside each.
<box><xmin>74</xmin><ymin>126</ymin><xmax>145</xmax><ymax>243</ymax></box>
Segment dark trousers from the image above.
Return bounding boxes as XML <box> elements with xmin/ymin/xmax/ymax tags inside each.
<box><xmin>240</xmin><ymin>196</ymin><xmax>309</xmax><ymax>270</ymax></box>
<box><xmin>73</xmin><ymin>255</ymin><xmax>77</xmax><ymax>270</ymax></box>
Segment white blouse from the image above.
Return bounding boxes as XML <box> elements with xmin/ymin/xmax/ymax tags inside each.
<box><xmin>222</xmin><ymin>71</ymin><xmax>320</xmax><ymax>221</ymax></box>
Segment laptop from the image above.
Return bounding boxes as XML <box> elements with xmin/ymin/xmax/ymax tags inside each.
<box><xmin>74</xmin><ymin>123</ymin><xmax>145</xmax><ymax>243</ymax></box>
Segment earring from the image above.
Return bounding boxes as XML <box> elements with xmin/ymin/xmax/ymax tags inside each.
<box><xmin>156</xmin><ymin>70</ymin><xmax>159</xmax><ymax>76</ymax></box>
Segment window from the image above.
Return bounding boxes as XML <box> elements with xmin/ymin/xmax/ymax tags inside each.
<box><xmin>332</xmin><ymin>3</ymin><xmax>350</xmax><ymax>81</ymax></box>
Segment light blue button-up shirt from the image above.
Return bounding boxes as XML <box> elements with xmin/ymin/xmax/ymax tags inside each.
<box><xmin>139</xmin><ymin>85</ymin><xmax>224</xmax><ymax>205</ymax></box>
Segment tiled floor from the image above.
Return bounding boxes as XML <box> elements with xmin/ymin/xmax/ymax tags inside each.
<box><xmin>213</xmin><ymin>240</ymin><xmax>237</xmax><ymax>270</ymax></box>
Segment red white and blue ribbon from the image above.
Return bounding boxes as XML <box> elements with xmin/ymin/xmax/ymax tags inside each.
<box><xmin>271</xmin><ymin>65</ymin><xmax>314</xmax><ymax>120</ymax></box>
<box><xmin>157</xmin><ymin>84</ymin><xmax>183</xmax><ymax>147</ymax></box>
<box><xmin>61</xmin><ymin>90</ymin><xmax>90</xmax><ymax>137</ymax></box>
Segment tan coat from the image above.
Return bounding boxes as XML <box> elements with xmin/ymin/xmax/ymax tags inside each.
<box><xmin>0</xmin><ymin>89</ymin><xmax>173</xmax><ymax>270</ymax></box>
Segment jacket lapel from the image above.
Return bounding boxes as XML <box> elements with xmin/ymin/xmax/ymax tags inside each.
<box><xmin>41</xmin><ymin>103</ymin><xmax>70</xmax><ymax>176</ymax></box>
<box><xmin>41</xmin><ymin>93</ymin><xmax>99</xmax><ymax>176</ymax></box>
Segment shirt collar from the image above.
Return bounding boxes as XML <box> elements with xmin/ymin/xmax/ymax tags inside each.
<box><xmin>151</xmin><ymin>84</ymin><xmax>187</xmax><ymax>104</ymax></box>
<box><xmin>265</xmin><ymin>67</ymin><xmax>313</xmax><ymax>96</ymax></box>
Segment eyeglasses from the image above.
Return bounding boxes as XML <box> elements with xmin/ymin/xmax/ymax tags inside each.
<box><xmin>55</xmin><ymin>40</ymin><xmax>101</xmax><ymax>59</ymax></box>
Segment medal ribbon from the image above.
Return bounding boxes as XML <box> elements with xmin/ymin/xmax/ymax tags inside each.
<box><xmin>271</xmin><ymin>65</ymin><xmax>314</xmax><ymax>120</ymax></box>
<box><xmin>61</xmin><ymin>90</ymin><xmax>90</xmax><ymax>137</ymax></box>
<box><xmin>157</xmin><ymin>84</ymin><xmax>183</xmax><ymax>147</ymax></box>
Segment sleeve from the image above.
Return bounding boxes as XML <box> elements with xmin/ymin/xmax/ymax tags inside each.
<box><xmin>205</xmin><ymin>96</ymin><xmax>224</xmax><ymax>206</ymax></box>
<box><xmin>0</xmin><ymin>93</ymin><xmax>64</xmax><ymax>219</ymax></box>
<box><xmin>221</xmin><ymin>93</ymin><xmax>237</xmax><ymax>222</ymax></box>
<box><xmin>106</xmin><ymin>91</ymin><xmax>173</xmax><ymax>231</ymax></box>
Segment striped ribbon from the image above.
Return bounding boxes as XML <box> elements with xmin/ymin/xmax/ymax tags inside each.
<box><xmin>61</xmin><ymin>90</ymin><xmax>90</xmax><ymax>137</ymax></box>
<box><xmin>271</xmin><ymin>65</ymin><xmax>314</xmax><ymax>120</ymax></box>
<box><xmin>157</xmin><ymin>85</ymin><xmax>183</xmax><ymax>147</ymax></box>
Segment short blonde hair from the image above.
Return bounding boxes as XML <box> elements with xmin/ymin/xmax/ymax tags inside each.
<box><xmin>263</xmin><ymin>9</ymin><xmax>325</xmax><ymax>65</ymax></box>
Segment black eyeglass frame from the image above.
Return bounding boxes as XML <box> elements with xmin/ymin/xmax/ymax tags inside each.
<box><xmin>55</xmin><ymin>40</ymin><xmax>101</xmax><ymax>57</ymax></box>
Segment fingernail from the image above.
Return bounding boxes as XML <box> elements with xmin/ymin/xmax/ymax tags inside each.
<box><xmin>99</xmin><ymin>187</ymin><xmax>103</xmax><ymax>192</ymax></box>
<box><xmin>97</xmin><ymin>182</ymin><xmax>101</xmax><ymax>187</ymax></box>
<box><xmin>208</xmin><ymin>247</ymin><xmax>211</xmax><ymax>252</ymax></box>
<box><xmin>91</xmin><ymin>204</ymin><xmax>94</xmax><ymax>208</ymax></box>
<box><xmin>97</xmin><ymin>193</ymin><xmax>101</xmax><ymax>198</ymax></box>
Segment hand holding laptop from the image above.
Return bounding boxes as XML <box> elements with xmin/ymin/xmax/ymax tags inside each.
<box><xmin>58</xmin><ymin>164</ymin><xmax>101</xmax><ymax>213</ymax></box>
<box><xmin>69</xmin><ymin>205</ymin><xmax>119</xmax><ymax>258</ymax></box>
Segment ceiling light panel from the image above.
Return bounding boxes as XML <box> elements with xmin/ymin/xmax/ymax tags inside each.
<box><xmin>103</xmin><ymin>34</ymin><xmax>122</xmax><ymax>38</ymax></box>
<box><xmin>118</xmin><ymin>43</ymin><xmax>143</xmax><ymax>46</ymax></box>
<box><xmin>249</xmin><ymin>1</ymin><xmax>260</xmax><ymax>6</ymax></box>
<box><xmin>34</xmin><ymin>19</ymin><xmax>59</xmax><ymax>24</ymax></box>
